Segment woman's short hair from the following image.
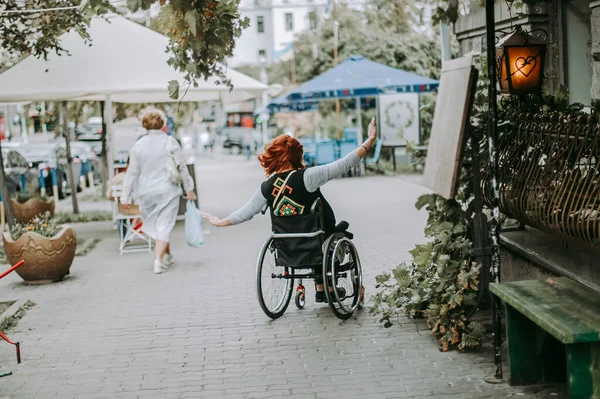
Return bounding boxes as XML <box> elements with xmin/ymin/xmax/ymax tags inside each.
<box><xmin>141</xmin><ymin>108</ymin><xmax>166</xmax><ymax>130</ymax></box>
<box><xmin>258</xmin><ymin>134</ymin><xmax>304</xmax><ymax>176</ymax></box>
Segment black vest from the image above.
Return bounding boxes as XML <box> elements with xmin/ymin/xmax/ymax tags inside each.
<box><xmin>260</xmin><ymin>169</ymin><xmax>336</xmax><ymax>233</ymax></box>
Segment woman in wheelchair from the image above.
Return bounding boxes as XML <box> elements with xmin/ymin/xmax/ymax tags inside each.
<box><xmin>201</xmin><ymin>118</ymin><xmax>377</xmax><ymax>319</ymax></box>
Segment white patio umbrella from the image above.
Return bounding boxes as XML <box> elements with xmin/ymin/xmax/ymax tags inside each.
<box><xmin>0</xmin><ymin>13</ymin><xmax>266</xmax><ymax>104</ymax></box>
<box><xmin>0</xmin><ymin>13</ymin><xmax>268</xmax><ymax>177</ymax></box>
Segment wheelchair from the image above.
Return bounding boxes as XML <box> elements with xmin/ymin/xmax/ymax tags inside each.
<box><xmin>256</xmin><ymin>198</ymin><xmax>364</xmax><ymax>320</ymax></box>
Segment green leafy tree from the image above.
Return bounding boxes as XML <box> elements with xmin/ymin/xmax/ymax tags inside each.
<box><xmin>234</xmin><ymin>3</ymin><xmax>441</xmax><ymax>139</ymax></box>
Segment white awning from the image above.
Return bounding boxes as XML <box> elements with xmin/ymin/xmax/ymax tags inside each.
<box><xmin>0</xmin><ymin>14</ymin><xmax>267</xmax><ymax>104</ymax></box>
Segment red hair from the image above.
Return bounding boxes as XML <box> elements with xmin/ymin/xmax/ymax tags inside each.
<box><xmin>258</xmin><ymin>135</ymin><xmax>304</xmax><ymax>176</ymax></box>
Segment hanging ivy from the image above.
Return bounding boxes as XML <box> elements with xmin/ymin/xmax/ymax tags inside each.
<box><xmin>370</xmin><ymin>56</ymin><xmax>491</xmax><ymax>351</ymax></box>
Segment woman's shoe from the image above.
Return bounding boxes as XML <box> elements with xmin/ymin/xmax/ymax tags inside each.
<box><xmin>315</xmin><ymin>291</ymin><xmax>326</xmax><ymax>303</ymax></box>
<box><xmin>163</xmin><ymin>253</ymin><xmax>174</xmax><ymax>267</ymax></box>
<box><xmin>153</xmin><ymin>259</ymin><xmax>167</xmax><ymax>274</ymax></box>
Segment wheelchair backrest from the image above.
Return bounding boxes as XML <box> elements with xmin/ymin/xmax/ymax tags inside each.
<box><xmin>270</xmin><ymin>198</ymin><xmax>325</xmax><ymax>268</ymax></box>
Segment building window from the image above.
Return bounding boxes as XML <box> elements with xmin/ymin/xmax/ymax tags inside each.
<box><xmin>258</xmin><ymin>49</ymin><xmax>267</xmax><ymax>62</ymax></box>
<box><xmin>285</xmin><ymin>13</ymin><xmax>294</xmax><ymax>32</ymax></box>
<box><xmin>257</xmin><ymin>15</ymin><xmax>264</xmax><ymax>33</ymax></box>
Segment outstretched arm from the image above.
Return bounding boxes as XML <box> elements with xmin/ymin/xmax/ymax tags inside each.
<box><xmin>304</xmin><ymin>117</ymin><xmax>378</xmax><ymax>192</ymax></box>
<box><xmin>201</xmin><ymin>188</ymin><xmax>267</xmax><ymax>227</ymax></box>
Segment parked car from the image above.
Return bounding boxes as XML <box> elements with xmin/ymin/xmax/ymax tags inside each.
<box><xmin>68</xmin><ymin>142</ymin><xmax>102</xmax><ymax>183</ymax></box>
<box><xmin>221</xmin><ymin>127</ymin><xmax>261</xmax><ymax>154</ymax></box>
<box><xmin>76</xmin><ymin>117</ymin><xmax>103</xmax><ymax>140</ymax></box>
<box><xmin>16</xmin><ymin>144</ymin><xmax>81</xmax><ymax>199</ymax></box>
<box><xmin>2</xmin><ymin>149</ymin><xmax>40</xmax><ymax>197</ymax></box>
<box><xmin>77</xmin><ymin>138</ymin><xmax>103</xmax><ymax>157</ymax></box>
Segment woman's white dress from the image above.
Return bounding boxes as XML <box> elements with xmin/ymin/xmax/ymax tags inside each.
<box><xmin>121</xmin><ymin>131</ymin><xmax>194</xmax><ymax>242</ymax></box>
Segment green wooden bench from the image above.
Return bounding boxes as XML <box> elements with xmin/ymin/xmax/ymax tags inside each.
<box><xmin>490</xmin><ymin>278</ymin><xmax>600</xmax><ymax>399</ymax></box>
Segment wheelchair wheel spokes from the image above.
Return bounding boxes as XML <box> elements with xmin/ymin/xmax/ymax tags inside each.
<box><xmin>256</xmin><ymin>238</ymin><xmax>293</xmax><ymax>319</ymax></box>
<box><xmin>324</xmin><ymin>235</ymin><xmax>362</xmax><ymax>320</ymax></box>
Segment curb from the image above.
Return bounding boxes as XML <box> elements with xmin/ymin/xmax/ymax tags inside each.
<box><xmin>0</xmin><ymin>298</ymin><xmax>29</xmax><ymax>325</ymax></box>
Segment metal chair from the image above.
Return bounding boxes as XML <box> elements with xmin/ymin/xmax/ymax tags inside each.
<box><xmin>315</xmin><ymin>141</ymin><xmax>337</xmax><ymax>165</ymax></box>
<box><xmin>111</xmin><ymin>185</ymin><xmax>152</xmax><ymax>255</ymax></box>
<box><xmin>301</xmin><ymin>140</ymin><xmax>317</xmax><ymax>166</ymax></box>
<box><xmin>364</xmin><ymin>140</ymin><xmax>384</xmax><ymax>173</ymax></box>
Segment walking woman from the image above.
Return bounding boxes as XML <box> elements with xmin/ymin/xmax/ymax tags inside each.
<box><xmin>201</xmin><ymin>118</ymin><xmax>377</xmax><ymax>301</ymax></box>
<box><xmin>121</xmin><ymin>109</ymin><xmax>196</xmax><ymax>274</ymax></box>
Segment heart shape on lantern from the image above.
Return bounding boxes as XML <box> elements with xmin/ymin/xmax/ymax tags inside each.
<box><xmin>514</xmin><ymin>55</ymin><xmax>537</xmax><ymax>77</ymax></box>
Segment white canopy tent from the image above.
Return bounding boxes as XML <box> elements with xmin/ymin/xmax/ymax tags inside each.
<box><xmin>0</xmin><ymin>13</ymin><xmax>268</xmax><ymax>178</ymax></box>
<box><xmin>0</xmin><ymin>14</ymin><xmax>267</xmax><ymax>104</ymax></box>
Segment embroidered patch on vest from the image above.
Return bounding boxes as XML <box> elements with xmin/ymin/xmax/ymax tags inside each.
<box><xmin>274</xmin><ymin>196</ymin><xmax>305</xmax><ymax>216</ymax></box>
<box><xmin>272</xmin><ymin>177</ymin><xmax>294</xmax><ymax>197</ymax></box>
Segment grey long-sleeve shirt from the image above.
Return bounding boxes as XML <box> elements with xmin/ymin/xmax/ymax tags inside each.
<box><xmin>228</xmin><ymin>149</ymin><xmax>361</xmax><ymax>225</ymax></box>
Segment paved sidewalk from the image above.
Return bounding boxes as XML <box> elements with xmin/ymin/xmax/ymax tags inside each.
<box><xmin>0</xmin><ymin>158</ymin><xmax>565</xmax><ymax>398</ymax></box>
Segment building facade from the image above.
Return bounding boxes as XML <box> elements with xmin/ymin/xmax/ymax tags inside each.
<box><xmin>229</xmin><ymin>0</ymin><xmax>365</xmax><ymax>66</ymax></box>
<box><xmin>455</xmin><ymin>0</ymin><xmax>600</xmax><ymax>290</ymax></box>
<box><xmin>455</xmin><ymin>0</ymin><xmax>593</xmax><ymax>105</ymax></box>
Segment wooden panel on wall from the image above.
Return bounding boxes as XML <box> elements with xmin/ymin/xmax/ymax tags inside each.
<box><xmin>422</xmin><ymin>55</ymin><xmax>478</xmax><ymax>199</ymax></box>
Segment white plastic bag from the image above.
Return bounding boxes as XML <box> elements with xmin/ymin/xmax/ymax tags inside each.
<box><xmin>185</xmin><ymin>200</ymin><xmax>204</xmax><ymax>247</ymax></box>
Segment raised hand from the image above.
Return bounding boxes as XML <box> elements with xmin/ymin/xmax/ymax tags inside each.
<box><xmin>367</xmin><ymin>117</ymin><xmax>377</xmax><ymax>140</ymax></box>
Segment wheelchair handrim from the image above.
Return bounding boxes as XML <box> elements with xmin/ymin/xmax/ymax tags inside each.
<box><xmin>256</xmin><ymin>238</ymin><xmax>293</xmax><ymax>318</ymax></box>
<box><xmin>330</xmin><ymin>237</ymin><xmax>362</xmax><ymax>314</ymax></box>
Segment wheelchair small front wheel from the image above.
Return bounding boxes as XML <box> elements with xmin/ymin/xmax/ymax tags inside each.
<box><xmin>256</xmin><ymin>238</ymin><xmax>294</xmax><ymax>319</ymax></box>
<box><xmin>295</xmin><ymin>291</ymin><xmax>305</xmax><ymax>309</ymax></box>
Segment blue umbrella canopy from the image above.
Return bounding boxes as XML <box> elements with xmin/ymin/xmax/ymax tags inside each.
<box><xmin>286</xmin><ymin>55</ymin><xmax>439</xmax><ymax>101</ymax></box>
<box><xmin>257</xmin><ymin>94</ymin><xmax>377</xmax><ymax>115</ymax></box>
<box><xmin>265</xmin><ymin>94</ymin><xmax>319</xmax><ymax>114</ymax></box>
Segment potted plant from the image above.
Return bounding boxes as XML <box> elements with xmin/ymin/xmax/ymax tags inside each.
<box><xmin>3</xmin><ymin>212</ymin><xmax>76</xmax><ymax>284</ymax></box>
<box><xmin>11</xmin><ymin>193</ymin><xmax>55</xmax><ymax>224</ymax></box>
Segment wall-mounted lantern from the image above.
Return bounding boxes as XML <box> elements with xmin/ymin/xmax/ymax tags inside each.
<box><xmin>496</xmin><ymin>26</ymin><xmax>547</xmax><ymax>95</ymax></box>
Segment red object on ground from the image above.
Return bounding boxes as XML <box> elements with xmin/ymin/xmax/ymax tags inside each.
<box><xmin>0</xmin><ymin>260</ymin><xmax>24</xmax><ymax>364</ymax></box>
<box><xmin>0</xmin><ymin>115</ymin><xmax>6</xmax><ymax>141</ymax></box>
<box><xmin>0</xmin><ymin>260</ymin><xmax>24</xmax><ymax>280</ymax></box>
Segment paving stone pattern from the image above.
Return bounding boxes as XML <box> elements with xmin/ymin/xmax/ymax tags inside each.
<box><xmin>0</xmin><ymin>157</ymin><xmax>566</xmax><ymax>398</ymax></box>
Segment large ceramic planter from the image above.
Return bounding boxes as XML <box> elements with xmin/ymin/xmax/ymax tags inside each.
<box><xmin>3</xmin><ymin>226</ymin><xmax>77</xmax><ymax>285</ymax></box>
<box><xmin>11</xmin><ymin>198</ymin><xmax>55</xmax><ymax>224</ymax></box>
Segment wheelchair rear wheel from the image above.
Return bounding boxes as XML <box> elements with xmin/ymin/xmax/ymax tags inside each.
<box><xmin>323</xmin><ymin>234</ymin><xmax>363</xmax><ymax>320</ymax></box>
<box><xmin>256</xmin><ymin>238</ymin><xmax>294</xmax><ymax>319</ymax></box>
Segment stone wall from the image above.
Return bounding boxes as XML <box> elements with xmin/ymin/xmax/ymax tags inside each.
<box><xmin>590</xmin><ymin>1</ymin><xmax>600</xmax><ymax>99</ymax></box>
